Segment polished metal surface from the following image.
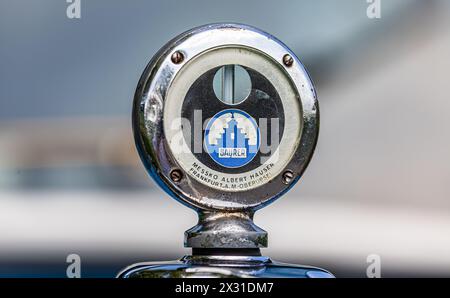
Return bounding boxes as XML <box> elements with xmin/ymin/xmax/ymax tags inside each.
<box><xmin>117</xmin><ymin>256</ymin><xmax>334</xmax><ymax>278</ymax></box>
<box><xmin>133</xmin><ymin>23</ymin><xmax>319</xmax><ymax>249</ymax></box>
<box><xmin>184</xmin><ymin>211</ymin><xmax>267</xmax><ymax>248</ymax></box>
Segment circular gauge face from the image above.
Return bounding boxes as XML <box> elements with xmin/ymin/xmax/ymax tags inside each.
<box><xmin>133</xmin><ymin>24</ymin><xmax>319</xmax><ymax>211</ymax></box>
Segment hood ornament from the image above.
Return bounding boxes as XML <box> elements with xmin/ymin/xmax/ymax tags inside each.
<box><xmin>118</xmin><ymin>23</ymin><xmax>333</xmax><ymax>278</ymax></box>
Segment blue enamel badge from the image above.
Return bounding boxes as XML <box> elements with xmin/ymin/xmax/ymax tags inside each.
<box><xmin>204</xmin><ymin>109</ymin><xmax>260</xmax><ymax>168</ymax></box>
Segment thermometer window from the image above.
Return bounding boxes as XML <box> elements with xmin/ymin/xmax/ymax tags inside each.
<box><xmin>213</xmin><ymin>64</ymin><xmax>251</xmax><ymax>105</ymax></box>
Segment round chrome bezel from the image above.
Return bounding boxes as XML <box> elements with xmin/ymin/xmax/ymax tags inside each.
<box><xmin>133</xmin><ymin>23</ymin><xmax>319</xmax><ymax>211</ymax></box>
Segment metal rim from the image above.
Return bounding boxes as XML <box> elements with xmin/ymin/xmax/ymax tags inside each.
<box><xmin>133</xmin><ymin>23</ymin><xmax>319</xmax><ymax>211</ymax></box>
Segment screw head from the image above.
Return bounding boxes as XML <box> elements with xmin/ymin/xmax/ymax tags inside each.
<box><xmin>283</xmin><ymin>54</ymin><xmax>294</xmax><ymax>67</ymax></box>
<box><xmin>282</xmin><ymin>170</ymin><xmax>295</xmax><ymax>184</ymax></box>
<box><xmin>170</xmin><ymin>169</ymin><xmax>183</xmax><ymax>183</ymax></box>
<box><xmin>171</xmin><ymin>51</ymin><xmax>184</xmax><ymax>64</ymax></box>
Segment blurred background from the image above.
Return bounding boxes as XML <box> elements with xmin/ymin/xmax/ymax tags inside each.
<box><xmin>0</xmin><ymin>0</ymin><xmax>449</xmax><ymax>277</ymax></box>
